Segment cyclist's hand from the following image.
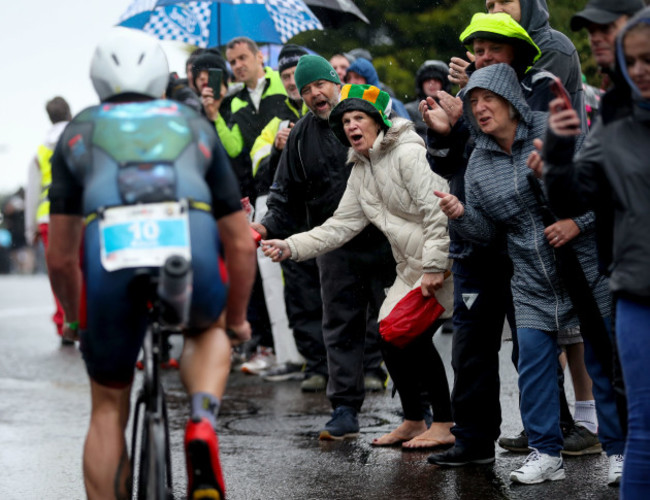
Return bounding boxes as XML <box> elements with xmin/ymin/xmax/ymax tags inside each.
<box><xmin>226</xmin><ymin>321</ymin><xmax>251</xmax><ymax>346</ymax></box>
<box><xmin>250</xmin><ymin>222</ymin><xmax>267</xmax><ymax>240</ymax></box>
<box><xmin>62</xmin><ymin>321</ymin><xmax>80</xmax><ymax>343</ymax></box>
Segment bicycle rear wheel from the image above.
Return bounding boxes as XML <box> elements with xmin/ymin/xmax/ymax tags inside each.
<box><xmin>145</xmin><ymin>413</ymin><xmax>172</xmax><ymax>499</ymax></box>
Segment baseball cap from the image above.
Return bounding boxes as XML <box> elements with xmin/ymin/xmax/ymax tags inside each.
<box><xmin>570</xmin><ymin>0</ymin><xmax>645</xmax><ymax>31</ymax></box>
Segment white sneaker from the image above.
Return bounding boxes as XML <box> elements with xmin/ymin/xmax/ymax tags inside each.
<box><xmin>241</xmin><ymin>346</ymin><xmax>276</xmax><ymax>375</ymax></box>
<box><xmin>607</xmin><ymin>454</ymin><xmax>624</xmax><ymax>486</ymax></box>
<box><xmin>510</xmin><ymin>449</ymin><xmax>566</xmax><ymax>484</ymax></box>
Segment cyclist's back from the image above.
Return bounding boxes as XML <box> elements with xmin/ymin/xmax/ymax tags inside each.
<box><xmin>46</xmin><ymin>28</ymin><xmax>256</xmax><ymax>500</ymax></box>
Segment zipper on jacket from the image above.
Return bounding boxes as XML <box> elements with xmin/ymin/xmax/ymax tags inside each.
<box><xmin>513</xmin><ymin>155</ymin><xmax>561</xmax><ymax>331</ymax></box>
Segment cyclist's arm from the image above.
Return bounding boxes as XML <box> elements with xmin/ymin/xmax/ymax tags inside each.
<box><xmin>47</xmin><ymin>140</ymin><xmax>83</xmax><ymax>330</ymax></box>
<box><xmin>217</xmin><ymin>210</ymin><xmax>257</xmax><ymax>341</ymax></box>
<box><xmin>47</xmin><ymin>214</ymin><xmax>83</xmax><ymax>325</ymax></box>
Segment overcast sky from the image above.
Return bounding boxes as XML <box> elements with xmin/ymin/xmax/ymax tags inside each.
<box><xmin>0</xmin><ymin>0</ymin><xmax>190</xmax><ymax>195</ymax></box>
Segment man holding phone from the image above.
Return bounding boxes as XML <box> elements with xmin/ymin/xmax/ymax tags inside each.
<box><xmin>192</xmin><ymin>49</ymin><xmax>230</xmax><ymax>113</ymax></box>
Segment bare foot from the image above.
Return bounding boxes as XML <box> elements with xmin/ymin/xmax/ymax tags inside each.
<box><xmin>402</xmin><ymin>422</ymin><xmax>455</xmax><ymax>449</ymax></box>
<box><xmin>371</xmin><ymin>420</ymin><xmax>427</xmax><ymax>447</ymax></box>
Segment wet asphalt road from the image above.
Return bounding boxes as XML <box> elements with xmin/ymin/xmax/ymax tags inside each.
<box><xmin>0</xmin><ymin>275</ymin><xmax>620</xmax><ymax>499</ymax></box>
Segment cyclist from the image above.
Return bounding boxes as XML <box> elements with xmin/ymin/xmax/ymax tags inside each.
<box><xmin>46</xmin><ymin>28</ymin><xmax>256</xmax><ymax>499</ymax></box>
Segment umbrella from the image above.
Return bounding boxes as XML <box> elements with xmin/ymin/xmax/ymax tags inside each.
<box><xmin>118</xmin><ymin>0</ymin><xmax>324</xmax><ymax>48</ymax></box>
<box><xmin>304</xmin><ymin>0</ymin><xmax>369</xmax><ymax>28</ymax></box>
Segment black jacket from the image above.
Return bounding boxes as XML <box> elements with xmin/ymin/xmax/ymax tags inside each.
<box><xmin>517</xmin><ymin>0</ymin><xmax>585</xmax><ymax>120</ymax></box>
<box><xmin>543</xmin><ymin>8</ymin><xmax>650</xmax><ymax>300</ymax></box>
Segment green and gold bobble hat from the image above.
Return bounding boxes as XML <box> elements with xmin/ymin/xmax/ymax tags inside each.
<box><xmin>294</xmin><ymin>55</ymin><xmax>341</xmax><ymax>94</ymax></box>
<box><xmin>329</xmin><ymin>84</ymin><xmax>393</xmax><ymax>146</ymax></box>
<box><xmin>460</xmin><ymin>13</ymin><xmax>541</xmax><ymax>74</ymax></box>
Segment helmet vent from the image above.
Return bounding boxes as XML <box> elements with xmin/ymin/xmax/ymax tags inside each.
<box><xmin>138</xmin><ymin>53</ymin><xmax>145</xmax><ymax>65</ymax></box>
<box><xmin>111</xmin><ymin>54</ymin><xmax>120</xmax><ymax>66</ymax></box>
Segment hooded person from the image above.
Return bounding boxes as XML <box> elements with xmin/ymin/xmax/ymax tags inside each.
<box><xmin>486</xmin><ymin>0</ymin><xmax>585</xmax><ymax>118</ymax></box>
<box><xmin>345</xmin><ymin>57</ymin><xmax>411</xmax><ymax>119</ymax></box>
<box><xmin>459</xmin><ymin>12</ymin><xmax>588</xmax><ymax>129</ymax></box>
<box><xmin>422</xmin><ymin>13</ymin><xmax>596</xmax><ymax>469</ymax></box>
<box><xmin>253</xmin><ymin>56</ymin><xmax>397</xmax><ymax>440</ymax></box>
<box><xmin>405</xmin><ymin>60</ymin><xmax>450</xmax><ymax>139</ymax></box>
<box><xmin>191</xmin><ymin>48</ymin><xmax>230</xmax><ymax>91</ymax></box>
<box><xmin>544</xmin><ymin>11</ymin><xmax>650</xmax><ymax>494</ymax></box>
<box><xmin>261</xmin><ymin>83</ymin><xmax>456</xmax><ymax>449</ymax></box>
<box><xmin>437</xmin><ymin>62</ymin><xmax>625</xmax><ymax>485</ymax></box>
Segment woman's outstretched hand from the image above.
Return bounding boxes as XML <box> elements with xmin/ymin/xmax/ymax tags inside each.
<box><xmin>261</xmin><ymin>239</ymin><xmax>291</xmax><ymax>262</ymax></box>
<box><xmin>434</xmin><ymin>190</ymin><xmax>464</xmax><ymax>220</ymax></box>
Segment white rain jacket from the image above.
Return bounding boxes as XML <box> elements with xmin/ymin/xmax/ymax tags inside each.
<box><xmin>286</xmin><ymin>118</ymin><xmax>453</xmax><ymax>321</ymax></box>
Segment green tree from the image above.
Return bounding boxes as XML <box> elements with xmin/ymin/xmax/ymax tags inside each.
<box><xmin>292</xmin><ymin>0</ymin><xmax>601</xmax><ymax>101</ymax></box>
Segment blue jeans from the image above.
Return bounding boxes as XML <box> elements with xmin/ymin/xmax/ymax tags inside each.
<box><xmin>518</xmin><ymin>322</ymin><xmax>625</xmax><ymax>457</ymax></box>
<box><xmin>617</xmin><ymin>298</ymin><xmax>650</xmax><ymax>499</ymax></box>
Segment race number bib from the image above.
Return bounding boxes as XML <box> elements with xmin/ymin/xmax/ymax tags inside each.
<box><xmin>99</xmin><ymin>201</ymin><xmax>191</xmax><ymax>271</ymax></box>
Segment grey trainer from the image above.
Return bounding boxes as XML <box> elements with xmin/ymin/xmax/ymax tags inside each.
<box><xmin>561</xmin><ymin>425</ymin><xmax>602</xmax><ymax>456</ymax></box>
<box><xmin>300</xmin><ymin>374</ymin><xmax>327</xmax><ymax>392</ymax></box>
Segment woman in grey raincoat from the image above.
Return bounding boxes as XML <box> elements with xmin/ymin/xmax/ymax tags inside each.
<box><xmin>436</xmin><ymin>63</ymin><xmax>625</xmax><ymax>486</ymax></box>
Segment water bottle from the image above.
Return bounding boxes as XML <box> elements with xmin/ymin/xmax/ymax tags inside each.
<box><xmin>157</xmin><ymin>255</ymin><xmax>192</xmax><ymax>326</ymax></box>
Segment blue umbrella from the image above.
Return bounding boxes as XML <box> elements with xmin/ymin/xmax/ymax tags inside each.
<box><xmin>118</xmin><ymin>0</ymin><xmax>324</xmax><ymax>48</ymax></box>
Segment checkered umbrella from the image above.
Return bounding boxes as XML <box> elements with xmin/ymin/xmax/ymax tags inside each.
<box><xmin>118</xmin><ymin>0</ymin><xmax>324</xmax><ymax>48</ymax></box>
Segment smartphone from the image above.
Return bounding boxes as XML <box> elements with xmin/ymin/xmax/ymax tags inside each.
<box><xmin>208</xmin><ymin>68</ymin><xmax>223</xmax><ymax>99</ymax></box>
<box><xmin>549</xmin><ymin>76</ymin><xmax>572</xmax><ymax>111</ymax></box>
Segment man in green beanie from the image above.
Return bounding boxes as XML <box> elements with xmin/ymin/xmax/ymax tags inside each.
<box><xmin>252</xmin><ymin>55</ymin><xmax>396</xmax><ymax>440</ymax></box>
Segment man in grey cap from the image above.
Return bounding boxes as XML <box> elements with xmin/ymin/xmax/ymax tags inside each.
<box><xmin>571</xmin><ymin>0</ymin><xmax>645</xmax><ymax>73</ymax></box>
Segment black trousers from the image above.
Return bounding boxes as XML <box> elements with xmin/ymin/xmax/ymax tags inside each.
<box><xmin>381</xmin><ymin>318</ymin><xmax>452</xmax><ymax>422</ymax></box>
<box><xmin>450</xmin><ymin>253</ymin><xmax>514</xmax><ymax>447</ymax></box>
<box><xmin>317</xmin><ymin>240</ymin><xmax>395</xmax><ymax>411</ymax></box>
<box><xmin>281</xmin><ymin>258</ymin><xmax>328</xmax><ymax>377</ymax></box>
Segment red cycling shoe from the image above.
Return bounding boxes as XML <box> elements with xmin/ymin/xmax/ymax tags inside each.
<box><xmin>185</xmin><ymin>417</ymin><xmax>225</xmax><ymax>499</ymax></box>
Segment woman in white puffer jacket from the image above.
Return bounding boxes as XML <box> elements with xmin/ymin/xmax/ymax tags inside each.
<box><xmin>262</xmin><ymin>83</ymin><xmax>455</xmax><ymax>448</ymax></box>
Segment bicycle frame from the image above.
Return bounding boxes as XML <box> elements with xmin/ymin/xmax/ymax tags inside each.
<box><xmin>130</xmin><ymin>278</ymin><xmax>174</xmax><ymax>500</ymax></box>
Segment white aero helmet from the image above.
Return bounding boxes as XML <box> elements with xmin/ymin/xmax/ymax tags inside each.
<box><xmin>90</xmin><ymin>27</ymin><xmax>169</xmax><ymax>101</ymax></box>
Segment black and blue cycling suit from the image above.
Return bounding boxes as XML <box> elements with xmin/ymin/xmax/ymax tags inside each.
<box><xmin>50</xmin><ymin>98</ymin><xmax>242</xmax><ymax>387</ymax></box>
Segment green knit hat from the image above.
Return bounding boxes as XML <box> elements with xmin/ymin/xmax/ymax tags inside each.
<box><xmin>329</xmin><ymin>84</ymin><xmax>393</xmax><ymax>146</ymax></box>
<box><xmin>294</xmin><ymin>55</ymin><xmax>341</xmax><ymax>94</ymax></box>
<box><xmin>460</xmin><ymin>13</ymin><xmax>541</xmax><ymax>72</ymax></box>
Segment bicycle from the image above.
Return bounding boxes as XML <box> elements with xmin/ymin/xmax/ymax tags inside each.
<box><xmin>129</xmin><ymin>255</ymin><xmax>191</xmax><ymax>500</ymax></box>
